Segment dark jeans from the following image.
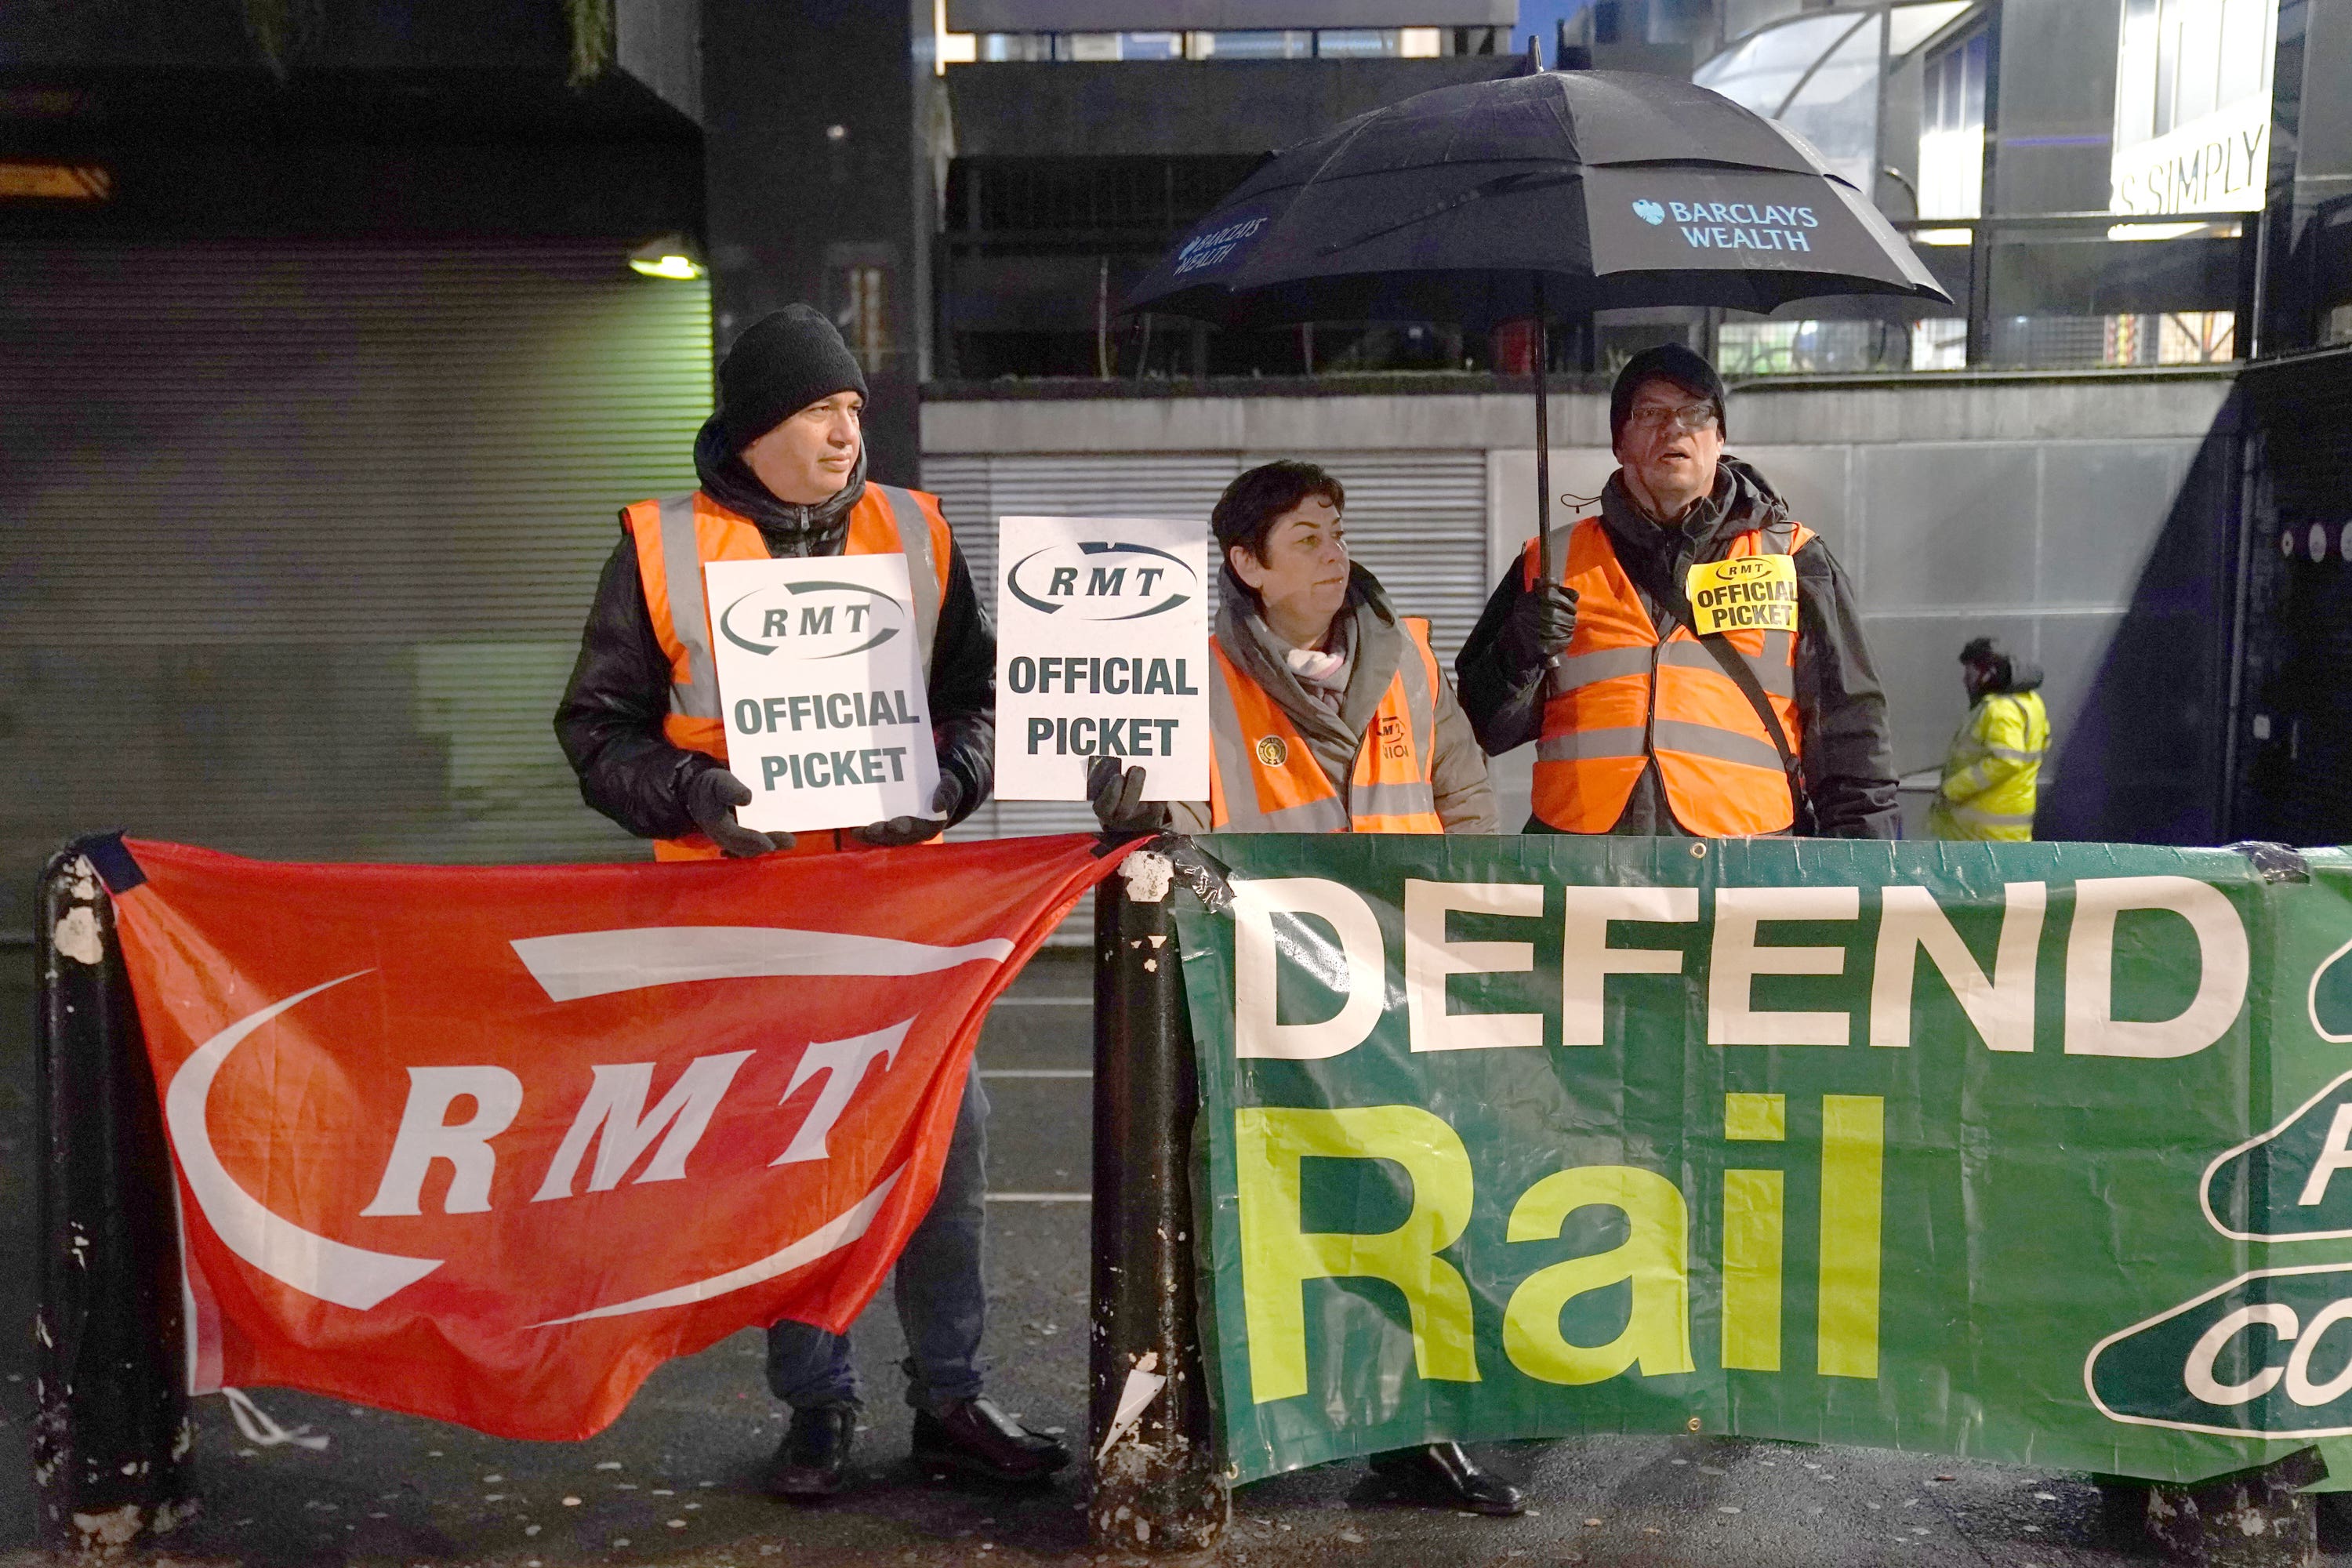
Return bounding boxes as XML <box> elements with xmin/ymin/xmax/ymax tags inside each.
<box><xmin>764</xmin><ymin>1065</ymin><xmax>989</xmax><ymax>1413</ymax></box>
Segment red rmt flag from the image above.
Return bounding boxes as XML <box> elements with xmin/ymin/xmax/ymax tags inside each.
<box><xmin>107</xmin><ymin>834</ymin><xmax>1127</xmax><ymax>1440</ymax></box>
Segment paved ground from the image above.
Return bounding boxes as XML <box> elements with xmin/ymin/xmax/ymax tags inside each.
<box><xmin>5</xmin><ymin>940</ymin><xmax>2352</xmax><ymax>1566</ymax></box>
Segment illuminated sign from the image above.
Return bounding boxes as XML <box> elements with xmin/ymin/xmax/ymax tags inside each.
<box><xmin>2111</xmin><ymin>0</ymin><xmax>2278</xmax><ymax>217</ymax></box>
<box><xmin>2112</xmin><ymin>98</ymin><xmax>2269</xmax><ymax>216</ymax></box>
<box><xmin>0</xmin><ymin>163</ymin><xmax>110</xmax><ymax>201</ymax></box>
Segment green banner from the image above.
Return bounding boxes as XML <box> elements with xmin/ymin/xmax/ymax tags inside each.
<box><xmin>1172</xmin><ymin>834</ymin><xmax>2352</xmax><ymax>1486</ymax></box>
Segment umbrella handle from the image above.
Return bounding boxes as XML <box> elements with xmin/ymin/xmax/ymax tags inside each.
<box><xmin>1531</xmin><ymin>274</ymin><xmax>1563</xmax><ymax>674</ymax></box>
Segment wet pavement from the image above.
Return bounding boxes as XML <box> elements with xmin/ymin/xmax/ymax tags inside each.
<box><xmin>5</xmin><ymin>941</ymin><xmax>2351</xmax><ymax>1566</ymax></box>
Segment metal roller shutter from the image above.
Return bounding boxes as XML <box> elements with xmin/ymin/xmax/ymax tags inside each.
<box><xmin>0</xmin><ymin>241</ymin><xmax>712</xmax><ymax>928</ymax></box>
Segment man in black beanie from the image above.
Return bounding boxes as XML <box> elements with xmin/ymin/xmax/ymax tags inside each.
<box><xmin>1455</xmin><ymin>342</ymin><xmax>1896</xmax><ymax>838</ymax></box>
<box><xmin>557</xmin><ymin>306</ymin><xmax>1063</xmax><ymax>1498</ymax></box>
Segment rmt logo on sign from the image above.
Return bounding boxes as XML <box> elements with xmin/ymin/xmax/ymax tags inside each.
<box><xmin>1006</xmin><ymin>540</ymin><xmax>1197</xmax><ymax>622</ymax></box>
<box><xmin>717</xmin><ymin>580</ymin><xmax>906</xmax><ymax>659</ymax></box>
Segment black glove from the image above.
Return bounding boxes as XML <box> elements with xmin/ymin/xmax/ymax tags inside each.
<box><xmin>1500</xmin><ymin>582</ymin><xmax>1578</xmax><ymax>676</ymax></box>
<box><xmin>1087</xmin><ymin>755</ymin><xmax>1169</xmax><ymax>833</ymax></box>
<box><xmin>851</xmin><ymin>774</ymin><xmax>964</xmax><ymax>849</ymax></box>
<box><xmin>685</xmin><ymin>768</ymin><xmax>792</xmax><ymax>858</ymax></box>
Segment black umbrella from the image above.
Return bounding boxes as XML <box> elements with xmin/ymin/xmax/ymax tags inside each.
<box><xmin>1125</xmin><ymin>62</ymin><xmax>1950</xmax><ymax>583</ymax></box>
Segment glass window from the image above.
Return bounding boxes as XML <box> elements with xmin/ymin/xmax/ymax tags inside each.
<box><xmin>1119</xmin><ymin>31</ymin><xmax>1184</xmax><ymax>60</ymax></box>
<box><xmin>1911</xmin><ymin>318</ymin><xmax>1969</xmax><ymax>370</ymax></box>
<box><xmin>1780</xmin><ymin>12</ymin><xmax>1884</xmax><ymax>194</ymax></box>
<box><xmin>1315</xmin><ymin>29</ymin><xmax>1401</xmax><ymax>58</ymax></box>
<box><xmin>1918</xmin><ymin>28</ymin><xmax>1987</xmax><ymax>219</ymax></box>
<box><xmin>1718</xmin><ymin>318</ymin><xmax>1916</xmax><ymax>375</ymax></box>
<box><xmin>980</xmin><ymin>32</ymin><xmax>1051</xmax><ymax>61</ymax></box>
<box><xmin>2111</xmin><ymin>0</ymin><xmax>2278</xmax><ymax>214</ymax></box>
<box><xmin>1694</xmin><ymin>13</ymin><xmax>1865</xmax><ymax>117</ymax></box>
<box><xmin>1886</xmin><ymin>1</ymin><xmax>1975</xmax><ymax>57</ymax></box>
<box><xmin>1187</xmin><ymin>30</ymin><xmax>1312</xmax><ymax>59</ymax></box>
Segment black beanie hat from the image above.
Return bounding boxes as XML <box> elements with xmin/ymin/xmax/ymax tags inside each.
<box><xmin>715</xmin><ymin>305</ymin><xmax>870</xmax><ymax>453</ymax></box>
<box><xmin>1609</xmin><ymin>343</ymin><xmax>1728</xmax><ymax>447</ymax></box>
<box><xmin>1959</xmin><ymin>635</ymin><xmax>2013</xmax><ymax>689</ymax></box>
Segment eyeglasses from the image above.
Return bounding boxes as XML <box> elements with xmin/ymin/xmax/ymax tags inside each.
<box><xmin>1625</xmin><ymin>402</ymin><xmax>1718</xmax><ymax>434</ymax></box>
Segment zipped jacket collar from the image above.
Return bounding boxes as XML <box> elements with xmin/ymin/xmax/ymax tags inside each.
<box><xmin>691</xmin><ymin>413</ymin><xmax>869</xmax><ymax>558</ymax></box>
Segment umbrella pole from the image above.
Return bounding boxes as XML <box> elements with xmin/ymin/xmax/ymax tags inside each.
<box><xmin>1532</xmin><ymin>273</ymin><xmax>1554</xmax><ymax>589</ymax></box>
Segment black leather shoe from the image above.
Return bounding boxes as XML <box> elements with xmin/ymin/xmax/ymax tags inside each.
<box><xmin>765</xmin><ymin>1403</ymin><xmax>857</xmax><ymax>1500</ymax></box>
<box><xmin>1367</xmin><ymin>1443</ymin><xmax>1526</xmax><ymax>1516</ymax></box>
<box><xmin>911</xmin><ymin>1396</ymin><xmax>1070</xmax><ymax>1483</ymax></box>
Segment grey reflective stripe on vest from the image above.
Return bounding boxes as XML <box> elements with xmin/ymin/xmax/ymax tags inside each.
<box><xmin>1557</xmin><ymin>636</ymin><xmax>1792</xmax><ymax>699</ymax></box>
<box><xmin>657</xmin><ymin>494</ymin><xmax>723</xmax><ymax>720</ymax></box>
<box><xmin>1555</xmin><ymin>645</ymin><xmax>1653</xmax><ymax>691</ymax></box>
<box><xmin>873</xmin><ymin>484</ymin><xmax>940</xmax><ymax>677</ymax></box>
<box><xmin>1252</xmin><ymin>795</ymin><xmax>1355</xmax><ymax>832</ymax></box>
<box><xmin>1652</xmin><ymin>718</ymin><xmax>1786</xmax><ymax>772</ymax></box>
<box><xmin>1356</xmin><ymin>637</ymin><xmax>1438</xmax><ymax>822</ymax></box>
<box><xmin>1538</xmin><ymin>530</ymin><xmax>1803</xmax><ymax>779</ymax></box>
<box><xmin>1352</xmin><ymin>780</ymin><xmax>1438</xmax><ymax>821</ymax></box>
<box><xmin>1658</xmin><ymin>635</ymin><xmax>1795</xmax><ymax>698</ymax></box>
<box><xmin>1207</xmin><ymin>653</ymin><xmax>1348</xmax><ymax>831</ymax></box>
<box><xmin>1207</xmin><ymin>639</ymin><xmax>1433</xmax><ymax>832</ymax></box>
<box><xmin>664</xmin><ymin>486</ymin><xmax>942</xmax><ymax>720</ymax></box>
<box><xmin>1943</xmin><ymin>800</ymin><xmax>2036</xmax><ymax>828</ymax></box>
<box><xmin>1538</xmin><ymin>725</ymin><xmax>1649</xmax><ymax>762</ymax></box>
<box><xmin>1963</xmin><ymin>697</ymin><xmax>2047</xmax><ymax>764</ymax></box>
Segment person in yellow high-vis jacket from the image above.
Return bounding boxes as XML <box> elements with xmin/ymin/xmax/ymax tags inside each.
<box><xmin>1927</xmin><ymin>636</ymin><xmax>2050</xmax><ymax>841</ymax></box>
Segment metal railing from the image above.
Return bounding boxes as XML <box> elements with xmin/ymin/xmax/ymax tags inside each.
<box><xmin>1714</xmin><ymin>210</ymin><xmax>2263</xmax><ymax>377</ymax></box>
<box><xmin>936</xmin><ymin>206</ymin><xmax>2265</xmax><ymax>383</ymax></box>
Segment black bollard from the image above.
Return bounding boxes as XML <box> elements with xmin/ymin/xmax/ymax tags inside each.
<box><xmin>2143</xmin><ymin>1449</ymin><xmax>2324</xmax><ymax>1567</ymax></box>
<box><xmin>1087</xmin><ymin>844</ymin><xmax>1229</xmax><ymax>1558</ymax></box>
<box><xmin>32</xmin><ymin>840</ymin><xmax>191</xmax><ymax>1554</ymax></box>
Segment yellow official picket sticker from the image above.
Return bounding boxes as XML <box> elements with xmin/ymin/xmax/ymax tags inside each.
<box><xmin>1686</xmin><ymin>554</ymin><xmax>1798</xmax><ymax>636</ymax></box>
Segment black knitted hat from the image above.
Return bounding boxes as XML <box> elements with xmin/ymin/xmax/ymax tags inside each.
<box><xmin>1609</xmin><ymin>343</ymin><xmax>1728</xmax><ymax>446</ymax></box>
<box><xmin>715</xmin><ymin>305</ymin><xmax>870</xmax><ymax>453</ymax></box>
<box><xmin>1959</xmin><ymin>635</ymin><xmax>2013</xmax><ymax>689</ymax></box>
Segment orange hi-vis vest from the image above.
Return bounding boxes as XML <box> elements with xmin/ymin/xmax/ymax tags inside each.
<box><xmin>1205</xmin><ymin>616</ymin><xmax>1446</xmax><ymax>833</ymax></box>
<box><xmin>624</xmin><ymin>483</ymin><xmax>953</xmax><ymax>860</ymax></box>
<box><xmin>1527</xmin><ymin>514</ymin><xmax>1817</xmax><ymax>837</ymax></box>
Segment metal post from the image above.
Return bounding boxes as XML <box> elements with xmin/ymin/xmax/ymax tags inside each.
<box><xmin>1087</xmin><ymin>848</ymin><xmax>1229</xmax><ymax>1558</ymax></box>
<box><xmin>33</xmin><ymin>839</ymin><xmax>191</xmax><ymax>1554</ymax></box>
<box><xmin>1532</xmin><ymin>271</ymin><xmax>1553</xmax><ymax>589</ymax></box>
<box><xmin>1964</xmin><ymin>218</ymin><xmax>1995</xmax><ymax>368</ymax></box>
<box><xmin>2141</xmin><ymin>1448</ymin><xmax>2323</xmax><ymax>1566</ymax></box>
<box><xmin>1096</xmin><ymin>256</ymin><xmax>1112</xmax><ymax>379</ymax></box>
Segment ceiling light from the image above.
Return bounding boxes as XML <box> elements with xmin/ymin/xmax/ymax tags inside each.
<box><xmin>629</xmin><ymin>234</ymin><xmax>706</xmax><ymax>280</ymax></box>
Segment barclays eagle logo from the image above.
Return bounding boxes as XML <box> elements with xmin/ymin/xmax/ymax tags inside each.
<box><xmin>1633</xmin><ymin>199</ymin><xmax>1666</xmax><ymax>226</ymax></box>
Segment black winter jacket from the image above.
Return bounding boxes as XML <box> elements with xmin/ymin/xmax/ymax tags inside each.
<box><xmin>554</xmin><ymin>420</ymin><xmax>996</xmax><ymax>843</ymax></box>
<box><xmin>1455</xmin><ymin>456</ymin><xmax>1898</xmax><ymax>839</ymax></box>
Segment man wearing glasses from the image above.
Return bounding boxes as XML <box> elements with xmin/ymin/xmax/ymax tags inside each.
<box><xmin>1455</xmin><ymin>344</ymin><xmax>1896</xmax><ymax>839</ymax></box>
